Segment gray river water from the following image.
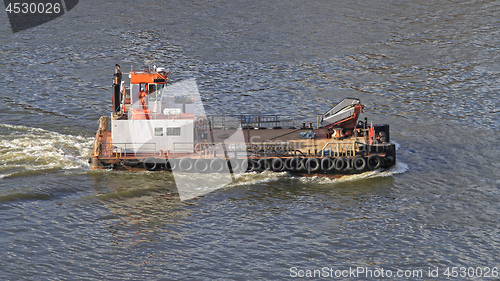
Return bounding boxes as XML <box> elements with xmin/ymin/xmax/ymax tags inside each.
<box><xmin>1</xmin><ymin>0</ymin><xmax>499</xmax><ymax>280</ymax></box>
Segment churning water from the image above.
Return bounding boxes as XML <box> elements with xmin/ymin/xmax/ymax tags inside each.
<box><xmin>1</xmin><ymin>0</ymin><xmax>499</xmax><ymax>280</ymax></box>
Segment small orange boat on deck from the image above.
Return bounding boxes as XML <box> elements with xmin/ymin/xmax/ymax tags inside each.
<box><xmin>89</xmin><ymin>64</ymin><xmax>396</xmax><ymax>175</ymax></box>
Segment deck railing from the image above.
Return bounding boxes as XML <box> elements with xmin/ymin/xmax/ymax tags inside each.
<box><xmin>319</xmin><ymin>141</ymin><xmax>360</xmax><ymax>157</ymax></box>
<box><xmin>209</xmin><ymin>115</ymin><xmax>300</xmax><ymax>130</ymax></box>
<box><xmin>100</xmin><ymin>140</ymin><xmax>363</xmax><ymax>159</ymax></box>
<box><xmin>102</xmin><ymin>142</ymin><xmax>158</xmax><ymax>158</ymax></box>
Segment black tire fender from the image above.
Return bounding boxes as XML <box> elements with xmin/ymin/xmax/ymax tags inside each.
<box><xmin>367</xmin><ymin>155</ymin><xmax>382</xmax><ymax>170</ymax></box>
<box><xmin>305</xmin><ymin>157</ymin><xmax>321</xmax><ymax>173</ymax></box>
<box><xmin>179</xmin><ymin>157</ymin><xmax>194</xmax><ymax>172</ymax></box>
<box><xmin>294</xmin><ymin>157</ymin><xmax>305</xmax><ymax>172</ymax></box>
<box><xmin>321</xmin><ymin>157</ymin><xmax>336</xmax><ymax>172</ymax></box>
<box><xmin>143</xmin><ymin>157</ymin><xmax>157</xmax><ymax>171</ymax></box>
<box><xmin>352</xmin><ymin>155</ymin><xmax>367</xmax><ymax>171</ymax></box>
<box><xmin>194</xmin><ymin>158</ymin><xmax>210</xmax><ymax>173</ymax></box>
<box><xmin>286</xmin><ymin>157</ymin><xmax>304</xmax><ymax>172</ymax></box>
<box><xmin>227</xmin><ymin>158</ymin><xmax>240</xmax><ymax>173</ymax></box>
<box><xmin>210</xmin><ymin>158</ymin><xmax>227</xmax><ymax>173</ymax></box>
<box><xmin>239</xmin><ymin>158</ymin><xmax>250</xmax><ymax>172</ymax></box>
<box><xmin>334</xmin><ymin>157</ymin><xmax>346</xmax><ymax>171</ymax></box>
<box><xmin>166</xmin><ymin>159</ymin><xmax>177</xmax><ymax>171</ymax></box>
<box><xmin>258</xmin><ymin>158</ymin><xmax>271</xmax><ymax>171</ymax></box>
<box><xmin>271</xmin><ymin>158</ymin><xmax>285</xmax><ymax>172</ymax></box>
<box><xmin>249</xmin><ymin>159</ymin><xmax>261</xmax><ymax>172</ymax></box>
<box><xmin>284</xmin><ymin>157</ymin><xmax>294</xmax><ymax>172</ymax></box>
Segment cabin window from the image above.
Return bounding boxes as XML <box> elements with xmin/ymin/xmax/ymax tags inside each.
<box><xmin>148</xmin><ymin>84</ymin><xmax>165</xmax><ymax>102</ymax></box>
<box><xmin>154</xmin><ymin>127</ymin><xmax>163</xmax><ymax>136</ymax></box>
<box><xmin>166</xmin><ymin>127</ymin><xmax>181</xmax><ymax>136</ymax></box>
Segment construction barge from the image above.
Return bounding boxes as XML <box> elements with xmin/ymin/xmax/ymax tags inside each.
<box><xmin>89</xmin><ymin>65</ymin><xmax>396</xmax><ymax>175</ymax></box>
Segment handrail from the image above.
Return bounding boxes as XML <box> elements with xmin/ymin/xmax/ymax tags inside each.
<box><xmin>171</xmin><ymin>141</ymin><xmax>309</xmax><ymax>158</ymax></box>
<box><xmin>209</xmin><ymin>114</ymin><xmax>299</xmax><ymax>130</ymax></box>
<box><xmin>320</xmin><ymin>141</ymin><xmax>359</xmax><ymax>157</ymax></box>
<box><xmin>105</xmin><ymin>142</ymin><xmax>157</xmax><ymax>157</ymax></box>
<box><xmin>172</xmin><ymin>142</ymin><xmax>248</xmax><ymax>158</ymax></box>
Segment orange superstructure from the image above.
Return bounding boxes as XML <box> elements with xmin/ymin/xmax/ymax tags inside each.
<box><xmin>129</xmin><ymin>71</ymin><xmax>167</xmax><ymax>84</ymax></box>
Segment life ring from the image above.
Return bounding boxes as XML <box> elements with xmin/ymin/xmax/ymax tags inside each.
<box><xmin>196</xmin><ymin>116</ymin><xmax>207</xmax><ymax>127</ymax></box>
<box><xmin>367</xmin><ymin>155</ymin><xmax>382</xmax><ymax>170</ymax></box>
<box><xmin>271</xmin><ymin>158</ymin><xmax>285</xmax><ymax>172</ymax></box>
<box><xmin>321</xmin><ymin>157</ymin><xmax>335</xmax><ymax>173</ymax></box>
<box><xmin>305</xmin><ymin>157</ymin><xmax>321</xmax><ymax>173</ymax></box>
<box><xmin>179</xmin><ymin>157</ymin><xmax>194</xmax><ymax>172</ymax></box>
<box><xmin>210</xmin><ymin>158</ymin><xmax>227</xmax><ymax>173</ymax></box>
<box><xmin>194</xmin><ymin>158</ymin><xmax>210</xmax><ymax>173</ymax></box>
<box><xmin>334</xmin><ymin>157</ymin><xmax>346</xmax><ymax>171</ymax></box>
<box><xmin>194</xmin><ymin>143</ymin><xmax>208</xmax><ymax>153</ymax></box>
<box><xmin>143</xmin><ymin>157</ymin><xmax>157</xmax><ymax>171</ymax></box>
<box><xmin>352</xmin><ymin>155</ymin><xmax>367</xmax><ymax>171</ymax></box>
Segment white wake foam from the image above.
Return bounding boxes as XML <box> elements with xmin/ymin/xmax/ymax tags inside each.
<box><xmin>226</xmin><ymin>162</ymin><xmax>409</xmax><ymax>188</ymax></box>
<box><xmin>298</xmin><ymin>161</ymin><xmax>409</xmax><ymax>185</ymax></box>
<box><xmin>0</xmin><ymin>123</ymin><xmax>93</xmax><ymax>179</ymax></box>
